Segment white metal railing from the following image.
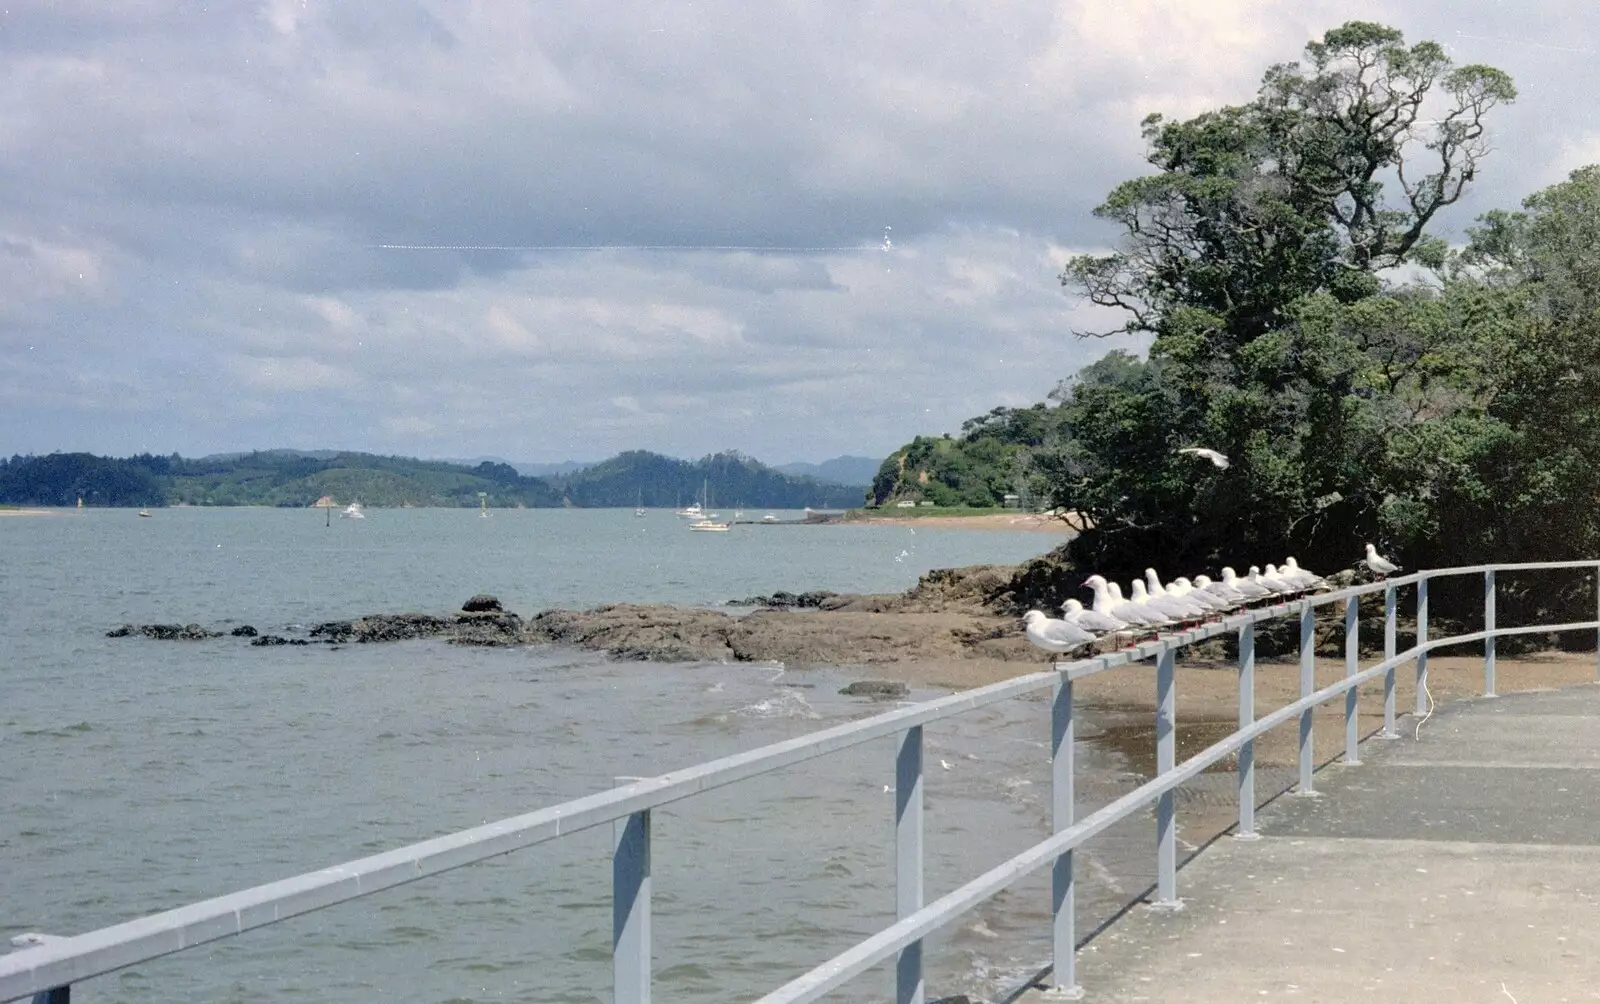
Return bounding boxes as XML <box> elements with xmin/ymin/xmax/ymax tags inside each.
<box><xmin>4</xmin><ymin>560</ymin><xmax>1599</xmax><ymax>1004</ymax></box>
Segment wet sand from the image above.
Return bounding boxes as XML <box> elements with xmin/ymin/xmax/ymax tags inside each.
<box><xmin>870</xmin><ymin>649</ymin><xmax>1598</xmax><ymax>771</ymax></box>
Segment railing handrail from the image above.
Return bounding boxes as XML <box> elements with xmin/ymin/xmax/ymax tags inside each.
<box><xmin>4</xmin><ymin>558</ymin><xmax>1598</xmax><ymax>1002</ymax></box>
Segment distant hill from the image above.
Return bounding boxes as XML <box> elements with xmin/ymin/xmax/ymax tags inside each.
<box><xmin>555</xmin><ymin>450</ymin><xmax>867</xmax><ymax>508</ymax></box>
<box><xmin>511</xmin><ymin>460</ymin><xmax>597</xmax><ymax>478</ymax></box>
<box><xmin>775</xmin><ymin>455</ymin><xmax>883</xmax><ymax>486</ymax></box>
<box><xmin>0</xmin><ymin>449</ymin><xmax>869</xmax><ymax>508</ymax></box>
<box><xmin>0</xmin><ymin>451</ymin><xmax>562</xmax><ymax>508</ymax></box>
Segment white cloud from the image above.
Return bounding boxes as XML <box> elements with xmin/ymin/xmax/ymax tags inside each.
<box><xmin>0</xmin><ymin>1</ymin><xmax>1591</xmax><ymax>461</ymax></box>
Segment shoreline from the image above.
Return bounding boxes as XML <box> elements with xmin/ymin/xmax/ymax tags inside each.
<box><xmin>832</xmin><ymin>511</ymin><xmax>1077</xmax><ymax>532</ymax></box>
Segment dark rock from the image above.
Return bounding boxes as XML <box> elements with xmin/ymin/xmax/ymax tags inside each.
<box><xmin>251</xmin><ymin>635</ymin><xmax>310</xmax><ymax>647</ymax></box>
<box><xmin>108</xmin><ymin>623</ymin><xmax>220</xmax><ymax>640</ymax></box>
<box><xmin>839</xmin><ymin>680</ymin><xmax>909</xmax><ymax>699</ymax></box>
<box><xmin>309</xmin><ymin>614</ymin><xmax>452</xmax><ymax>644</ymax></box>
<box><xmin>451</xmin><ymin>610</ymin><xmax>526</xmax><ymax>646</ymax></box>
<box><xmin>309</xmin><ymin>620</ymin><xmax>355</xmax><ymax>642</ymax></box>
<box><xmin>527</xmin><ymin>604</ymin><xmax>736</xmax><ymax>661</ymax></box>
<box><xmin>461</xmin><ymin>594</ymin><xmax>504</xmax><ymax>613</ymax></box>
<box><xmin>230</xmin><ymin>625</ymin><xmax>258</xmax><ymax>637</ymax></box>
<box><xmin>727</xmin><ymin>590</ymin><xmax>841</xmax><ymax>609</ymax></box>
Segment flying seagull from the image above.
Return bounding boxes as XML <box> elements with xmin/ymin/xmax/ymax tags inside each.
<box><xmin>1177</xmin><ymin>447</ymin><xmax>1230</xmax><ymax>469</ymax></box>
<box><xmin>1364</xmin><ymin>544</ymin><xmax>1400</xmax><ymax>579</ymax></box>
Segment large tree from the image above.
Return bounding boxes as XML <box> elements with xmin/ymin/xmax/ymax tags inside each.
<box><xmin>1047</xmin><ymin>22</ymin><xmax>1515</xmax><ymax>582</ymax></box>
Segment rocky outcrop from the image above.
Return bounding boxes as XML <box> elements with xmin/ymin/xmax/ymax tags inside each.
<box><xmin>309</xmin><ymin>613</ymin><xmax>455</xmax><ymax>644</ymax></box>
<box><xmin>106</xmin><ymin>623</ymin><xmax>219</xmax><ymax>640</ymax></box>
<box><xmin>105</xmin><ymin>573</ymin><xmax>1052</xmax><ymax>666</ymax></box>
<box><xmin>527</xmin><ymin>605</ymin><xmax>737</xmax><ymax>661</ymax></box>
<box><xmin>839</xmin><ymin>680</ymin><xmax>910</xmax><ymax>699</ymax></box>
<box><xmin>452</xmin><ymin>610</ymin><xmax>525</xmax><ymax>646</ymax></box>
<box><xmin>230</xmin><ymin>625</ymin><xmax>258</xmax><ymax>637</ymax></box>
<box><xmin>726</xmin><ymin>590</ymin><xmax>842</xmax><ymax>609</ymax></box>
<box><xmin>251</xmin><ymin>634</ymin><xmax>310</xmax><ymax>647</ymax></box>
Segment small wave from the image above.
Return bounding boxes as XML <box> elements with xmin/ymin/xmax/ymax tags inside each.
<box><xmin>734</xmin><ymin>688</ymin><xmax>819</xmax><ymax>720</ymax></box>
<box><xmin>19</xmin><ymin>722</ymin><xmax>92</xmax><ymax>738</ymax></box>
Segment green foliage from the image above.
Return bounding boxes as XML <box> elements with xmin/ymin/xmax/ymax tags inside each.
<box><xmin>0</xmin><ymin>453</ymin><xmax>167</xmax><ymax>506</ymax></box>
<box><xmin>556</xmin><ymin>450</ymin><xmax>865</xmax><ymax>508</ymax></box>
<box><xmin>869</xmin><ymin>404</ymin><xmax>1072</xmax><ymax>508</ymax></box>
<box><xmin>1035</xmin><ymin>21</ymin><xmax>1532</xmax><ymax>594</ymax></box>
<box><xmin>162</xmin><ymin>451</ymin><xmax>563</xmax><ymax>508</ymax></box>
<box><xmin>0</xmin><ymin>449</ymin><xmax>867</xmax><ymax>510</ymax></box>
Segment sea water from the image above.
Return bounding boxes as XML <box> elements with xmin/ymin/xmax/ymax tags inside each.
<box><xmin>1</xmin><ymin>508</ymin><xmax>1231</xmax><ymax>1002</ymax></box>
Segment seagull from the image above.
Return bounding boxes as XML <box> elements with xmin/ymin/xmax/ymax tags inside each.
<box><xmin>1061</xmin><ymin>598</ymin><xmax>1127</xmax><ymax>635</ymax></box>
<box><xmin>1259</xmin><ymin>564</ymin><xmax>1297</xmax><ymax>594</ymax></box>
<box><xmin>1144</xmin><ymin>568</ymin><xmax>1211</xmax><ymax>620</ymax></box>
<box><xmin>1172</xmin><ymin>577</ymin><xmax>1230</xmax><ymax>613</ymax></box>
<box><xmin>1281</xmin><ymin>557</ymin><xmax>1325</xmax><ymax>590</ymax></box>
<box><xmin>1130</xmin><ymin>580</ymin><xmax>1196</xmax><ymax>622</ymax></box>
<box><xmin>1108</xmin><ymin>579</ymin><xmax>1175</xmax><ymax>629</ymax></box>
<box><xmin>1248</xmin><ymin>565</ymin><xmax>1292</xmax><ymax>598</ymax></box>
<box><xmin>1084</xmin><ymin>575</ymin><xmax>1167</xmax><ymax>637</ymax></box>
<box><xmin>1364</xmin><ymin>543</ymin><xmax>1400</xmax><ymax>579</ymax></box>
<box><xmin>941</xmin><ymin>759</ymin><xmax>954</xmax><ymax>770</ymax></box>
<box><xmin>1023</xmin><ymin>609</ymin><xmax>1097</xmax><ymax>662</ymax></box>
<box><xmin>1194</xmin><ymin>573</ymin><xmax>1244</xmax><ymax>607</ymax></box>
<box><xmin>1222</xmin><ymin>566</ymin><xmax>1272</xmax><ymax>601</ymax></box>
<box><xmin>1177</xmin><ymin>447</ymin><xmax>1230</xmax><ymax>469</ymax></box>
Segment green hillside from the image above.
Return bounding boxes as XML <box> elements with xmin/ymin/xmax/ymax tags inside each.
<box><xmin>868</xmin><ymin>392</ymin><xmax>1086</xmax><ymax>508</ymax></box>
<box><xmin>0</xmin><ymin>449</ymin><xmax>868</xmax><ymax>509</ymax></box>
<box><xmin>555</xmin><ymin>450</ymin><xmax>865</xmax><ymax>508</ymax></box>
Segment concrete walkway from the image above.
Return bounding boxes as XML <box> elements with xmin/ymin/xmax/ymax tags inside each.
<box><xmin>1021</xmin><ymin>683</ymin><xmax>1600</xmax><ymax>1003</ymax></box>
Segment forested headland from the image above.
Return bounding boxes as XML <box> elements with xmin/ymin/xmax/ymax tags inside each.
<box><xmin>877</xmin><ymin>22</ymin><xmax>1600</xmax><ymax>623</ymax></box>
<box><xmin>0</xmin><ymin>449</ymin><xmax>866</xmax><ymax>509</ymax></box>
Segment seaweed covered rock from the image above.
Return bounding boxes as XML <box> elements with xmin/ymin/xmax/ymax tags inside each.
<box><xmin>527</xmin><ymin>604</ymin><xmax>736</xmax><ymax>661</ymax></box>
<box><xmin>452</xmin><ymin>610</ymin><xmax>526</xmax><ymax>646</ymax></box>
<box><xmin>106</xmin><ymin>623</ymin><xmax>219</xmax><ymax>641</ymax></box>
<box><xmin>310</xmin><ymin>614</ymin><xmax>453</xmax><ymax>644</ymax></box>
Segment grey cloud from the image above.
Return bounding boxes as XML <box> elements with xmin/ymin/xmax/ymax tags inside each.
<box><xmin>1</xmin><ymin>2</ymin><xmax>1596</xmax><ymax>462</ymax></box>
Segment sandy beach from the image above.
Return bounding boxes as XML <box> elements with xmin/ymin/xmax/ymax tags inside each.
<box><xmin>838</xmin><ymin>511</ymin><xmax>1086</xmax><ymax>532</ymax></box>
<box><xmin>0</xmin><ymin>508</ymin><xmax>59</xmax><ymax>516</ymax></box>
<box><xmin>861</xmin><ymin>649</ymin><xmax>1598</xmax><ymax>770</ymax></box>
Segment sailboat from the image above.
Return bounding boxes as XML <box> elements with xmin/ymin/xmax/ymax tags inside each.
<box><xmin>688</xmin><ymin>480</ymin><xmax>730</xmax><ymax>531</ymax></box>
<box><xmin>635</xmin><ymin>489</ymin><xmax>647</xmax><ymax>517</ymax></box>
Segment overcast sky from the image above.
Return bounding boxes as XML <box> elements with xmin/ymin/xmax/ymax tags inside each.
<box><xmin>3</xmin><ymin>2</ymin><xmax>1596</xmax><ymax>464</ymax></box>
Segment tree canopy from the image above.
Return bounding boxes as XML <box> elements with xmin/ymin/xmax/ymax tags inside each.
<box><xmin>1034</xmin><ymin>21</ymin><xmax>1541</xmax><ymax>594</ymax></box>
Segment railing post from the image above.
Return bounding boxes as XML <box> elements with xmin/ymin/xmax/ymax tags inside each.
<box><xmin>1380</xmin><ymin>584</ymin><xmax>1398</xmax><ymax>738</ymax></box>
<box><xmin>613</xmin><ymin>810</ymin><xmax>652</xmax><ymax>1004</ymax></box>
<box><xmin>1236</xmin><ymin>622</ymin><xmax>1258</xmax><ymax>840</ymax></box>
<box><xmin>1416</xmin><ymin>576</ymin><xmax>1429</xmax><ymax>717</ymax></box>
<box><xmin>895</xmin><ymin>726</ymin><xmax>924</xmax><ymax>1004</ymax></box>
<box><xmin>1344</xmin><ymin>596</ymin><xmax>1361</xmax><ymax>765</ymax></box>
<box><xmin>1297</xmin><ymin>605</ymin><xmax>1316</xmax><ymax>795</ymax></box>
<box><xmin>1154</xmin><ymin>644</ymin><xmax>1180</xmax><ymax>908</ymax></box>
<box><xmin>1485</xmin><ymin>569</ymin><xmax>1497</xmax><ymax>697</ymax></box>
<box><xmin>1048</xmin><ymin>679</ymin><xmax>1084</xmax><ymax>998</ymax></box>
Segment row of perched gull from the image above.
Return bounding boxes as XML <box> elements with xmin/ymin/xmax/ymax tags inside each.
<box><xmin>1024</xmin><ymin>544</ymin><xmax>1402</xmax><ymax>657</ymax></box>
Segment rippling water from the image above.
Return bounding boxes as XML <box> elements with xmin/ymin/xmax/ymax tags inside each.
<box><xmin>1</xmin><ymin>508</ymin><xmax>1246</xmax><ymax>1003</ymax></box>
